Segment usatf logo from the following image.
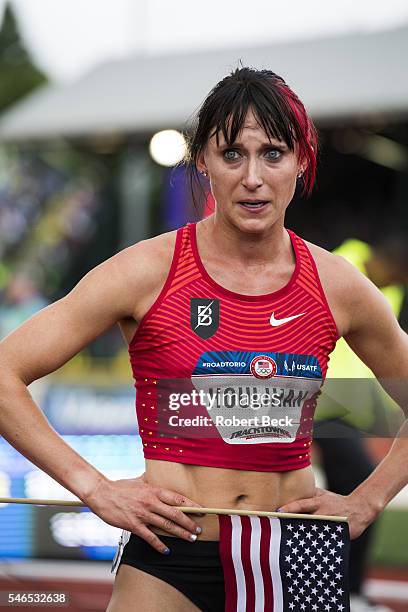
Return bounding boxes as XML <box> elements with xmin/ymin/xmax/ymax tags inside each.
<box><xmin>190</xmin><ymin>298</ymin><xmax>219</xmax><ymax>339</ymax></box>
<box><xmin>250</xmin><ymin>355</ymin><xmax>277</xmax><ymax>379</ymax></box>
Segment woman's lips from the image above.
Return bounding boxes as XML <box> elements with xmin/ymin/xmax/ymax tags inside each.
<box><xmin>238</xmin><ymin>201</ymin><xmax>269</xmax><ymax>213</ymax></box>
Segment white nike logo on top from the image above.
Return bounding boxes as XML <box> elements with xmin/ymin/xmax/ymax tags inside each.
<box><xmin>269</xmin><ymin>312</ymin><xmax>306</xmax><ymax>327</ymax></box>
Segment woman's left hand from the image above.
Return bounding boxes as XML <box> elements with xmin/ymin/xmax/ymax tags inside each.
<box><xmin>277</xmin><ymin>488</ymin><xmax>378</xmax><ymax>540</ymax></box>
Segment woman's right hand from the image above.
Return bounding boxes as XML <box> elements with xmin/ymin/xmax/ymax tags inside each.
<box><xmin>85</xmin><ymin>474</ymin><xmax>203</xmax><ymax>553</ymax></box>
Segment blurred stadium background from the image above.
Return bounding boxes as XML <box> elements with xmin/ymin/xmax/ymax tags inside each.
<box><xmin>0</xmin><ymin>1</ymin><xmax>408</xmax><ymax>610</ymax></box>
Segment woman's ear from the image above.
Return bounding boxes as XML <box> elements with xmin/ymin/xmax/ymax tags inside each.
<box><xmin>196</xmin><ymin>152</ymin><xmax>208</xmax><ymax>176</ymax></box>
<box><xmin>297</xmin><ymin>160</ymin><xmax>308</xmax><ymax>178</ymax></box>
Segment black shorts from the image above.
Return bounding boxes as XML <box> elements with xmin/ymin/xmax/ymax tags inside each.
<box><xmin>114</xmin><ymin>532</ymin><xmax>225</xmax><ymax>612</ymax></box>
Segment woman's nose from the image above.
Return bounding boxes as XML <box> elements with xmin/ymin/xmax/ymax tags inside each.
<box><xmin>241</xmin><ymin>159</ymin><xmax>263</xmax><ymax>190</ymax></box>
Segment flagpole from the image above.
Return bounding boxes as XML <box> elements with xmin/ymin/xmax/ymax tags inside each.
<box><xmin>181</xmin><ymin>506</ymin><xmax>348</xmax><ymax>523</ymax></box>
<box><xmin>0</xmin><ymin>497</ymin><xmax>348</xmax><ymax>522</ymax></box>
<box><xmin>0</xmin><ymin>497</ymin><xmax>85</xmax><ymax>506</ymax></box>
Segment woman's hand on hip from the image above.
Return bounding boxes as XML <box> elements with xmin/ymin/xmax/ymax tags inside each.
<box><xmin>277</xmin><ymin>487</ymin><xmax>378</xmax><ymax>540</ymax></box>
<box><xmin>84</xmin><ymin>474</ymin><xmax>203</xmax><ymax>553</ymax></box>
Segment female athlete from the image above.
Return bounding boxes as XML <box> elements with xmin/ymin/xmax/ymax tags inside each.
<box><xmin>0</xmin><ymin>68</ymin><xmax>407</xmax><ymax>612</ymax></box>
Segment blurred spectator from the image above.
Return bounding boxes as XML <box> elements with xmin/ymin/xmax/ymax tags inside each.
<box><xmin>0</xmin><ymin>273</ymin><xmax>48</xmax><ymax>339</ymax></box>
<box><xmin>0</xmin><ymin>147</ymin><xmax>107</xmax><ymax>297</ymax></box>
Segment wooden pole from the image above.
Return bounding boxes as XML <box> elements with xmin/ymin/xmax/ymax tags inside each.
<box><xmin>0</xmin><ymin>497</ymin><xmax>348</xmax><ymax>522</ymax></box>
<box><xmin>181</xmin><ymin>506</ymin><xmax>348</xmax><ymax>522</ymax></box>
<box><xmin>0</xmin><ymin>497</ymin><xmax>85</xmax><ymax>506</ymax></box>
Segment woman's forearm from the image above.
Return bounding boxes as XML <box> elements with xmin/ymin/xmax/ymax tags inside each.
<box><xmin>0</xmin><ymin>373</ymin><xmax>107</xmax><ymax>502</ymax></box>
<box><xmin>349</xmin><ymin>419</ymin><xmax>408</xmax><ymax>516</ymax></box>
<box><xmin>278</xmin><ymin>418</ymin><xmax>408</xmax><ymax>539</ymax></box>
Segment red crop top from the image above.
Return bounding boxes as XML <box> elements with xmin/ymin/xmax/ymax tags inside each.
<box><xmin>128</xmin><ymin>223</ymin><xmax>338</xmax><ymax>472</ymax></box>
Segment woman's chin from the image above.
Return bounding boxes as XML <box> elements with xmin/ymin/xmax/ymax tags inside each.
<box><xmin>232</xmin><ymin>212</ymin><xmax>280</xmax><ymax>234</ymax></box>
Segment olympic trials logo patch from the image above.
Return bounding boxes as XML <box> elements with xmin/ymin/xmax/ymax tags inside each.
<box><xmin>190</xmin><ymin>298</ymin><xmax>220</xmax><ymax>339</ymax></box>
<box><xmin>250</xmin><ymin>355</ymin><xmax>277</xmax><ymax>379</ymax></box>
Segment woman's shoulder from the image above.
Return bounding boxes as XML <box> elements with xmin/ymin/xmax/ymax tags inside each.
<box><xmin>113</xmin><ymin>229</ymin><xmax>179</xmax><ymax>288</ymax></box>
<box><xmin>123</xmin><ymin>229</ymin><xmax>178</xmax><ymax>265</ymax></box>
<box><xmin>86</xmin><ymin>229</ymin><xmax>178</xmax><ymax>304</ymax></box>
<box><xmin>103</xmin><ymin>230</ymin><xmax>179</xmax><ymax>327</ymax></box>
<box><xmin>304</xmin><ymin>238</ymin><xmax>366</xmax><ymax>287</ymax></box>
<box><xmin>302</xmin><ymin>238</ymin><xmax>370</xmax><ymax>338</ymax></box>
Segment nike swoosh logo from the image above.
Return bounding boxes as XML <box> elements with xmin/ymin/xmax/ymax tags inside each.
<box><xmin>270</xmin><ymin>312</ymin><xmax>306</xmax><ymax>327</ymax></box>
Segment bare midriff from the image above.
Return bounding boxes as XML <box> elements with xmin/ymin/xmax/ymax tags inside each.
<box><xmin>145</xmin><ymin>459</ymin><xmax>316</xmax><ymax>540</ymax></box>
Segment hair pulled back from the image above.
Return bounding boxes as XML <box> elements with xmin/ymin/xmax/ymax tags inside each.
<box><xmin>185</xmin><ymin>67</ymin><xmax>318</xmax><ymax>201</ymax></box>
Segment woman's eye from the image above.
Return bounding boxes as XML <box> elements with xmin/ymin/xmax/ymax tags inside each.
<box><xmin>223</xmin><ymin>149</ymin><xmax>240</xmax><ymax>161</ymax></box>
<box><xmin>265</xmin><ymin>149</ymin><xmax>282</xmax><ymax>160</ymax></box>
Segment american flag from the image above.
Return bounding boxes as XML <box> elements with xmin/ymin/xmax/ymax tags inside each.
<box><xmin>219</xmin><ymin>514</ymin><xmax>350</xmax><ymax>612</ymax></box>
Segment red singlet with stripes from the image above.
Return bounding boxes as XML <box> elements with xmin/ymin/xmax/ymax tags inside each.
<box><xmin>129</xmin><ymin>223</ymin><xmax>338</xmax><ymax>471</ymax></box>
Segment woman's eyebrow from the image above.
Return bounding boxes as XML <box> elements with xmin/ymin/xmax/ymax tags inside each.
<box><xmin>217</xmin><ymin>140</ymin><xmax>288</xmax><ymax>149</ymax></box>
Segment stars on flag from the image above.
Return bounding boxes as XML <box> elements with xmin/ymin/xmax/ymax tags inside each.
<box><xmin>281</xmin><ymin>519</ymin><xmax>349</xmax><ymax>611</ymax></box>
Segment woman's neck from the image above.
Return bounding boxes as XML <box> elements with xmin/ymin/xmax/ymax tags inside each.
<box><xmin>198</xmin><ymin>213</ymin><xmax>290</xmax><ymax>266</ymax></box>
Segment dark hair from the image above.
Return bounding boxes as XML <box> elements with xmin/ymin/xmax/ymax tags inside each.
<box><xmin>185</xmin><ymin>66</ymin><xmax>318</xmax><ymax>206</ymax></box>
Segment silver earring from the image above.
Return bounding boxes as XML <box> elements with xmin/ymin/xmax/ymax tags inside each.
<box><xmin>201</xmin><ymin>170</ymin><xmax>208</xmax><ymax>177</ymax></box>
<box><xmin>297</xmin><ymin>172</ymin><xmax>303</xmax><ymax>179</ymax></box>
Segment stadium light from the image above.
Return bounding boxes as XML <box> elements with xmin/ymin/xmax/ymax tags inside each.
<box><xmin>149</xmin><ymin>129</ymin><xmax>187</xmax><ymax>167</ymax></box>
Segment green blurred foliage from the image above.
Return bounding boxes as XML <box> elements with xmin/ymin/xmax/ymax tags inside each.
<box><xmin>369</xmin><ymin>508</ymin><xmax>408</xmax><ymax>566</ymax></box>
<box><xmin>0</xmin><ymin>2</ymin><xmax>47</xmax><ymax>114</ymax></box>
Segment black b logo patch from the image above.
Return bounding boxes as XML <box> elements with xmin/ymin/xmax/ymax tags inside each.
<box><xmin>190</xmin><ymin>298</ymin><xmax>220</xmax><ymax>339</ymax></box>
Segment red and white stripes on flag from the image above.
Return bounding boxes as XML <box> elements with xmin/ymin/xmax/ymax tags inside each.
<box><xmin>219</xmin><ymin>515</ymin><xmax>283</xmax><ymax>612</ymax></box>
<box><xmin>219</xmin><ymin>514</ymin><xmax>350</xmax><ymax>612</ymax></box>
